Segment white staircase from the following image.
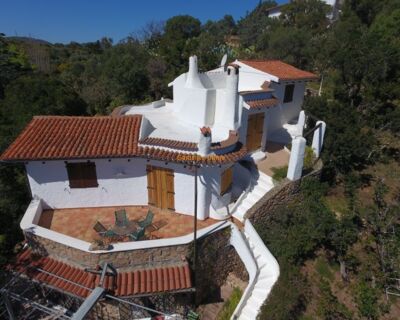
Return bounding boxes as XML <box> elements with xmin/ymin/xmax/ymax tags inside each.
<box><xmin>234</xmin><ymin>221</ymin><xmax>280</xmax><ymax>319</ymax></box>
<box><xmin>230</xmin><ymin>220</ymin><xmax>280</xmax><ymax>320</ymax></box>
<box><xmin>231</xmin><ymin>171</ymin><xmax>275</xmax><ymax>222</ymax></box>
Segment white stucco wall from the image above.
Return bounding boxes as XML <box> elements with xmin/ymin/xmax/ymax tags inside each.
<box><xmin>269</xmin><ymin>81</ymin><xmax>305</xmax><ymax>124</ymax></box>
<box><xmin>26</xmin><ymin>158</ymin><xmax>196</xmax><ymax>215</ymax></box>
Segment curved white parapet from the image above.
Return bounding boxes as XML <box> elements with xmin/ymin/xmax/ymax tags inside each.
<box><xmin>21</xmin><ymin>199</ymin><xmax>230</xmax><ymax>253</ymax></box>
<box><xmin>229</xmin><ymin>224</ymin><xmax>258</xmax><ymax>319</ymax></box>
<box><xmin>231</xmin><ymin>220</ymin><xmax>280</xmax><ymax>320</ymax></box>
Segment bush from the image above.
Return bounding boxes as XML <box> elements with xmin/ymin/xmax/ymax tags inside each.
<box><xmin>259</xmin><ymin>262</ymin><xmax>309</xmax><ymax>320</ymax></box>
<box><xmin>355</xmin><ymin>281</ymin><xmax>379</xmax><ymax>319</ymax></box>
<box><xmin>317</xmin><ymin>279</ymin><xmax>353</xmax><ymax>319</ymax></box>
<box><xmin>217</xmin><ymin>287</ymin><xmax>242</xmax><ymax>320</ymax></box>
<box><xmin>303</xmin><ymin>146</ymin><xmax>315</xmax><ymax>173</ymax></box>
<box><xmin>271</xmin><ymin>165</ymin><xmax>288</xmax><ymax>181</ymax></box>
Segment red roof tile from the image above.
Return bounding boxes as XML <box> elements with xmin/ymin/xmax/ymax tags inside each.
<box><xmin>240</xmin><ymin>60</ymin><xmax>318</xmax><ymax>81</ymax></box>
<box><xmin>0</xmin><ymin>116</ymin><xmax>142</xmax><ymax>161</ymax></box>
<box><xmin>1</xmin><ymin>115</ymin><xmax>246</xmax><ymax>165</ymax></box>
<box><xmin>140</xmin><ymin>130</ymin><xmax>240</xmax><ymax>151</ymax></box>
<box><xmin>245</xmin><ymin>98</ymin><xmax>279</xmax><ymax>109</ymax></box>
<box><xmin>11</xmin><ymin>250</ymin><xmax>192</xmax><ymax>298</ymax></box>
<box><xmin>136</xmin><ymin>142</ymin><xmax>247</xmax><ymax>165</ymax></box>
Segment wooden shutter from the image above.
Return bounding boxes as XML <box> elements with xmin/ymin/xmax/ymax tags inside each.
<box><xmin>67</xmin><ymin>162</ymin><xmax>98</xmax><ymax>188</ymax></box>
<box><xmin>165</xmin><ymin>169</ymin><xmax>175</xmax><ymax>210</ymax></box>
<box><xmin>147</xmin><ymin>165</ymin><xmax>156</xmax><ymax>206</ymax></box>
<box><xmin>221</xmin><ymin>167</ymin><xmax>233</xmax><ymax>195</ymax></box>
<box><xmin>67</xmin><ymin>163</ymin><xmax>82</xmax><ymax>188</ymax></box>
<box><xmin>82</xmin><ymin>162</ymin><xmax>98</xmax><ymax>188</ymax></box>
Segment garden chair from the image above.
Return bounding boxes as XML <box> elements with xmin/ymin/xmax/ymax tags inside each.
<box><xmin>129</xmin><ymin>227</ymin><xmax>145</xmax><ymax>241</ymax></box>
<box><xmin>187</xmin><ymin>311</ymin><xmax>199</xmax><ymax>320</ymax></box>
<box><xmin>138</xmin><ymin>210</ymin><xmax>154</xmax><ymax>228</ymax></box>
<box><xmin>115</xmin><ymin>209</ymin><xmax>128</xmax><ymax>227</ymax></box>
<box><xmin>93</xmin><ymin>221</ymin><xmax>116</xmax><ymax>238</ymax></box>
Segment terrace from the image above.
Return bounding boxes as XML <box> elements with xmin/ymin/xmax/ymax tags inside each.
<box><xmin>37</xmin><ymin>205</ymin><xmax>218</xmax><ymax>243</ymax></box>
<box><xmin>257</xmin><ymin>142</ymin><xmax>290</xmax><ymax>176</ymax></box>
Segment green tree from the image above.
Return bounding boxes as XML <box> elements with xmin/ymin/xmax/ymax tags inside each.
<box><xmin>159</xmin><ymin>15</ymin><xmax>201</xmax><ymax>74</ymax></box>
<box><xmin>0</xmin><ymin>34</ymin><xmax>31</xmax><ymax>98</ymax></box>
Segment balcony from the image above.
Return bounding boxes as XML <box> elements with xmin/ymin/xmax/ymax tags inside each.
<box><xmin>256</xmin><ymin>142</ymin><xmax>290</xmax><ymax>176</ymax></box>
<box><xmin>21</xmin><ymin>199</ymin><xmax>226</xmax><ymax>255</ymax></box>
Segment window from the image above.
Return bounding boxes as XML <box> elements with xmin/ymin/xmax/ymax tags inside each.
<box><xmin>283</xmin><ymin>84</ymin><xmax>295</xmax><ymax>103</ymax></box>
<box><xmin>221</xmin><ymin>167</ymin><xmax>233</xmax><ymax>196</ymax></box>
<box><xmin>66</xmin><ymin>162</ymin><xmax>98</xmax><ymax>188</ymax></box>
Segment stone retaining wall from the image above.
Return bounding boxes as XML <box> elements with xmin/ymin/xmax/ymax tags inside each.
<box><xmin>194</xmin><ymin>227</ymin><xmax>248</xmax><ymax>304</ymax></box>
<box><xmin>246</xmin><ymin>160</ymin><xmax>323</xmax><ymax>224</ymax></box>
<box><xmin>26</xmin><ymin>232</ymin><xmax>189</xmax><ymax>270</ymax></box>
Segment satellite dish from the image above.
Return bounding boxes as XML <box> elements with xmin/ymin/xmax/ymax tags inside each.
<box><xmin>220</xmin><ymin>54</ymin><xmax>228</xmax><ymax>68</ymax></box>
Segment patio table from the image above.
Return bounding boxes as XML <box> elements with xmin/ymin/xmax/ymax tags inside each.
<box><xmin>111</xmin><ymin>220</ymin><xmax>139</xmax><ymax>236</ymax></box>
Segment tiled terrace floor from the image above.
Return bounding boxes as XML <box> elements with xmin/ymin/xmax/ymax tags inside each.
<box><xmin>38</xmin><ymin>205</ymin><xmax>217</xmax><ymax>243</ymax></box>
<box><xmin>257</xmin><ymin>142</ymin><xmax>290</xmax><ymax>176</ymax></box>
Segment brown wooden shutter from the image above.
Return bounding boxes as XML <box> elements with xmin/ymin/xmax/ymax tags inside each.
<box><xmin>83</xmin><ymin>162</ymin><xmax>98</xmax><ymax>187</ymax></box>
<box><xmin>221</xmin><ymin>167</ymin><xmax>233</xmax><ymax>195</ymax></box>
<box><xmin>67</xmin><ymin>163</ymin><xmax>82</xmax><ymax>188</ymax></box>
<box><xmin>147</xmin><ymin>165</ymin><xmax>156</xmax><ymax>206</ymax></box>
<box><xmin>67</xmin><ymin>162</ymin><xmax>98</xmax><ymax>188</ymax></box>
<box><xmin>165</xmin><ymin>169</ymin><xmax>175</xmax><ymax>210</ymax></box>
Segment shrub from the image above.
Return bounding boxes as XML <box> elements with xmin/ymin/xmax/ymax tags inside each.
<box><xmin>303</xmin><ymin>146</ymin><xmax>315</xmax><ymax>173</ymax></box>
<box><xmin>217</xmin><ymin>287</ymin><xmax>242</xmax><ymax>320</ymax></box>
<box><xmin>271</xmin><ymin>165</ymin><xmax>288</xmax><ymax>181</ymax></box>
<box><xmin>355</xmin><ymin>281</ymin><xmax>379</xmax><ymax>319</ymax></box>
<box><xmin>258</xmin><ymin>262</ymin><xmax>309</xmax><ymax>320</ymax></box>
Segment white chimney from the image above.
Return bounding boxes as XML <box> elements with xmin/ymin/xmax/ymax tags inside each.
<box><xmin>185</xmin><ymin>56</ymin><xmax>204</xmax><ymax>88</ymax></box>
<box><xmin>223</xmin><ymin>66</ymin><xmax>239</xmax><ymax>130</ymax></box>
<box><xmin>198</xmin><ymin>127</ymin><xmax>212</xmax><ymax>156</ymax></box>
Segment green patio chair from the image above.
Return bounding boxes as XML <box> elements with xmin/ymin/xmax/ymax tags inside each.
<box><xmin>138</xmin><ymin>210</ymin><xmax>154</xmax><ymax>228</ymax></box>
<box><xmin>129</xmin><ymin>227</ymin><xmax>145</xmax><ymax>241</ymax></box>
<box><xmin>93</xmin><ymin>221</ymin><xmax>116</xmax><ymax>238</ymax></box>
<box><xmin>187</xmin><ymin>311</ymin><xmax>199</xmax><ymax>320</ymax></box>
<box><xmin>115</xmin><ymin>209</ymin><xmax>129</xmax><ymax>227</ymax></box>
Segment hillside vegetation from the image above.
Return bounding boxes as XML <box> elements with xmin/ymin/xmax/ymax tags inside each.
<box><xmin>0</xmin><ymin>1</ymin><xmax>399</xmax><ymax>318</ymax></box>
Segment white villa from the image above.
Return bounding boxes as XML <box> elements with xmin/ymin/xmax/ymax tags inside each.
<box><xmin>264</xmin><ymin>0</ymin><xmax>341</xmax><ymax>20</ymax></box>
<box><xmin>1</xmin><ymin>56</ymin><xmax>325</xmax><ymax>319</ymax></box>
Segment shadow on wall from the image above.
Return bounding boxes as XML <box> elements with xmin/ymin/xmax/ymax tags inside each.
<box><xmin>27</xmin><ymin>160</ymin><xmax>148</xmax><ymax>184</ymax></box>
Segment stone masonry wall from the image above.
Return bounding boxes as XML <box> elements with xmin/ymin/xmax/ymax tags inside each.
<box><xmin>246</xmin><ymin>160</ymin><xmax>323</xmax><ymax>224</ymax></box>
<box><xmin>26</xmin><ymin>233</ymin><xmax>189</xmax><ymax>270</ymax></box>
<box><xmin>193</xmin><ymin>227</ymin><xmax>248</xmax><ymax>304</ymax></box>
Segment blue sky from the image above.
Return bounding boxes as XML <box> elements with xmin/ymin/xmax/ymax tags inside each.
<box><xmin>0</xmin><ymin>0</ymin><xmax>285</xmax><ymax>44</ymax></box>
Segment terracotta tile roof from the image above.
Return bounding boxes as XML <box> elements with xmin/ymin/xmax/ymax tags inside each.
<box><xmin>140</xmin><ymin>130</ymin><xmax>240</xmax><ymax>152</ymax></box>
<box><xmin>245</xmin><ymin>98</ymin><xmax>279</xmax><ymax>109</ymax></box>
<box><xmin>0</xmin><ymin>116</ymin><xmax>142</xmax><ymax>161</ymax></box>
<box><xmin>11</xmin><ymin>249</ymin><xmax>192</xmax><ymax>298</ymax></box>
<box><xmin>137</xmin><ymin>142</ymin><xmax>247</xmax><ymax>165</ymax></box>
<box><xmin>1</xmin><ymin>115</ymin><xmax>246</xmax><ymax>165</ymax></box>
<box><xmin>239</xmin><ymin>60</ymin><xmax>318</xmax><ymax>81</ymax></box>
<box><xmin>141</xmin><ymin>137</ymin><xmax>197</xmax><ymax>151</ymax></box>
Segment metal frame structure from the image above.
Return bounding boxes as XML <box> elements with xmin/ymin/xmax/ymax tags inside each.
<box><xmin>1</xmin><ymin>262</ymin><xmax>193</xmax><ymax>320</ymax></box>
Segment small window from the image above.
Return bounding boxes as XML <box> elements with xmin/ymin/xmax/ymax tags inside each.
<box><xmin>283</xmin><ymin>84</ymin><xmax>295</xmax><ymax>103</ymax></box>
<box><xmin>66</xmin><ymin>162</ymin><xmax>98</xmax><ymax>188</ymax></box>
<box><xmin>221</xmin><ymin>167</ymin><xmax>233</xmax><ymax>196</ymax></box>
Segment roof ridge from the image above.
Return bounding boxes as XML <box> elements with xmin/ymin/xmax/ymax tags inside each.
<box><xmin>32</xmin><ymin>115</ymin><xmax>142</xmax><ymax>119</ymax></box>
<box><xmin>239</xmin><ymin>59</ymin><xmax>282</xmax><ymax>63</ymax></box>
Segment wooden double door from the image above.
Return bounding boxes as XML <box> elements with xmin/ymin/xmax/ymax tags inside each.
<box><xmin>246</xmin><ymin>112</ymin><xmax>265</xmax><ymax>152</ymax></box>
<box><xmin>147</xmin><ymin>165</ymin><xmax>175</xmax><ymax>210</ymax></box>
